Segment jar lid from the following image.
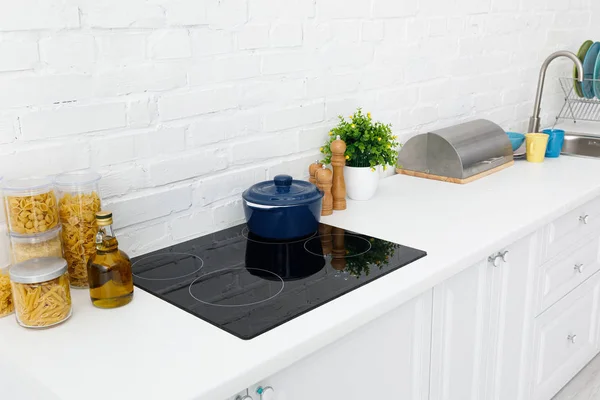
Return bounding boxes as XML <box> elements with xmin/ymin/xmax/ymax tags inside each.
<box><xmin>1</xmin><ymin>177</ymin><xmax>54</xmax><ymax>197</ymax></box>
<box><xmin>96</xmin><ymin>211</ymin><xmax>113</xmax><ymax>226</ymax></box>
<box><xmin>10</xmin><ymin>224</ymin><xmax>62</xmax><ymax>243</ymax></box>
<box><xmin>242</xmin><ymin>174</ymin><xmax>323</xmax><ymax>206</ymax></box>
<box><xmin>54</xmin><ymin>170</ymin><xmax>101</xmax><ymax>188</ymax></box>
<box><xmin>10</xmin><ymin>257</ymin><xmax>67</xmax><ymax>284</ymax></box>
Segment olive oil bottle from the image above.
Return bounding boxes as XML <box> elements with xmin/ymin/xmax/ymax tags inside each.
<box><xmin>87</xmin><ymin>211</ymin><xmax>133</xmax><ymax>308</ymax></box>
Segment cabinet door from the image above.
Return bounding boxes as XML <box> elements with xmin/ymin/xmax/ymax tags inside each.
<box><xmin>485</xmin><ymin>233</ymin><xmax>538</xmax><ymax>400</ymax></box>
<box><xmin>429</xmin><ymin>259</ymin><xmax>493</xmax><ymax>400</ymax></box>
<box><xmin>430</xmin><ymin>233</ymin><xmax>540</xmax><ymax>400</ymax></box>
<box><xmin>250</xmin><ymin>291</ymin><xmax>433</xmax><ymax>400</ymax></box>
<box><xmin>531</xmin><ymin>271</ymin><xmax>600</xmax><ymax>400</ymax></box>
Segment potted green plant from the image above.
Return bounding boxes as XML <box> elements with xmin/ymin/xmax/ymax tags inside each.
<box><xmin>321</xmin><ymin>109</ymin><xmax>400</xmax><ymax>200</ymax></box>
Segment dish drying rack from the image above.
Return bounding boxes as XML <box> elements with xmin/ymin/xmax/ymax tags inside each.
<box><xmin>556</xmin><ymin>77</ymin><xmax>600</xmax><ymax>123</ymax></box>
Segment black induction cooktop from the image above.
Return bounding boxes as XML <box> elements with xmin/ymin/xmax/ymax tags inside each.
<box><xmin>131</xmin><ymin>223</ymin><xmax>426</xmax><ymax>340</ymax></box>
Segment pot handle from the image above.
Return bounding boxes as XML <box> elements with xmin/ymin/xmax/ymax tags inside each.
<box><xmin>274</xmin><ymin>174</ymin><xmax>292</xmax><ymax>193</ymax></box>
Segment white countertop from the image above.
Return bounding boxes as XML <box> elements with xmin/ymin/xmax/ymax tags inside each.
<box><xmin>3</xmin><ymin>156</ymin><xmax>600</xmax><ymax>400</ymax></box>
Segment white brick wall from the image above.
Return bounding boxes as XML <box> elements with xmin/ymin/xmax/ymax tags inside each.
<box><xmin>20</xmin><ymin>103</ymin><xmax>127</xmax><ymax>140</ymax></box>
<box><xmin>1</xmin><ymin>0</ymin><xmax>599</xmax><ymax>261</ymax></box>
<box><xmin>0</xmin><ymin>34</ymin><xmax>39</xmax><ymax>72</ymax></box>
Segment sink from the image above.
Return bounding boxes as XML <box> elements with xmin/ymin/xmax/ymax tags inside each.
<box><xmin>562</xmin><ymin>133</ymin><xmax>600</xmax><ymax>158</ymax></box>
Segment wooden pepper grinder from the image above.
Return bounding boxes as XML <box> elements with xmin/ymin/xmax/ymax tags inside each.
<box><xmin>330</xmin><ymin>136</ymin><xmax>347</xmax><ymax>210</ymax></box>
<box><xmin>315</xmin><ymin>165</ymin><xmax>333</xmax><ymax>216</ymax></box>
<box><xmin>331</xmin><ymin>227</ymin><xmax>346</xmax><ymax>271</ymax></box>
<box><xmin>318</xmin><ymin>224</ymin><xmax>333</xmax><ymax>256</ymax></box>
<box><xmin>308</xmin><ymin>160</ymin><xmax>323</xmax><ymax>185</ymax></box>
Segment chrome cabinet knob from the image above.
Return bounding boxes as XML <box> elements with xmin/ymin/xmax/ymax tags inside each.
<box><xmin>574</xmin><ymin>263</ymin><xmax>584</xmax><ymax>273</ymax></box>
<box><xmin>488</xmin><ymin>254</ymin><xmax>502</xmax><ymax>267</ymax></box>
<box><xmin>568</xmin><ymin>334</ymin><xmax>577</xmax><ymax>343</ymax></box>
<box><xmin>256</xmin><ymin>386</ymin><xmax>274</xmax><ymax>400</ymax></box>
<box><xmin>580</xmin><ymin>215</ymin><xmax>590</xmax><ymax>224</ymax></box>
<box><xmin>488</xmin><ymin>252</ymin><xmax>507</xmax><ymax>267</ymax></box>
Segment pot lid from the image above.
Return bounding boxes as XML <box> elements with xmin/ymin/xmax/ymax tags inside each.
<box><xmin>10</xmin><ymin>257</ymin><xmax>67</xmax><ymax>284</ymax></box>
<box><xmin>243</xmin><ymin>174</ymin><xmax>323</xmax><ymax>206</ymax></box>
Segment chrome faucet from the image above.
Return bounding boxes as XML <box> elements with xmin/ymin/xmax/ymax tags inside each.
<box><xmin>528</xmin><ymin>50</ymin><xmax>584</xmax><ymax>133</ymax></box>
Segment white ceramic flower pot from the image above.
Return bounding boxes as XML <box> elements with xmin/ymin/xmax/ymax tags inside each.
<box><xmin>344</xmin><ymin>166</ymin><xmax>380</xmax><ymax>201</ymax></box>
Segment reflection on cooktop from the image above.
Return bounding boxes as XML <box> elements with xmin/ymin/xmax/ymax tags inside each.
<box><xmin>131</xmin><ymin>223</ymin><xmax>426</xmax><ymax>340</ymax></box>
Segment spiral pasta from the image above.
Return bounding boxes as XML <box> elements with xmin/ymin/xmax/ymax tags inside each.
<box><xmin>6</xmin><ymin>191</ymin><xmax>59</xmax><ymax>234</ymax></box>
<box><xmin>59</xmin><ymin>192</ymin><xmax>101</xmax><ymax>287</ymax></box>
<box><xmin>12</xmin><ymin>274</ymin><xmax>71</xmax><ymax>327</ymax></box>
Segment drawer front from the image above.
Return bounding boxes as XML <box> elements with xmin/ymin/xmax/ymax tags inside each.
<box><xmin>532</xmin><ymin>273</ymin><xmax>600</xmax><ymax>400</ymax></box>
<box><xmin>543</xmin><ymin>197</ymin><xmax>600</xmax><ymax>262</ymax></box>
<box><xmin>537</xmin><ymin>236</ymin><xmax>600</xmax><ymax>314</ymax></box>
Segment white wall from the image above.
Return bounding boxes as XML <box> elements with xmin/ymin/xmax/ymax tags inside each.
<box><xmin>0</xmin><ymin>0</ymin><xmax>599</xmax><ymax>261</ymax></box>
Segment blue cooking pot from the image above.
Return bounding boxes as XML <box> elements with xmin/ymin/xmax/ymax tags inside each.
<box><xmin>242</xmin><ymin>174</ymin><xmax>324</xmax><ymax>240</ymax></box>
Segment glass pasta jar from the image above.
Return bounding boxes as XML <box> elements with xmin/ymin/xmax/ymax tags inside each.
<box><xmin>0</xmin><ymin>266</ymin><xmax>14</xmax><ymax>318</ymax></box>
<box><xmin>0</xmin><ymin>176</ymin><xmax>5</xmax><ymax>224</ymax></box>
<box><xmin>10</xmin><ymin>225</ymin><xmax>64</xmax><ymax>264</ymax></box>
<box><xmin>2</xmin><ymin>177</ymin><xmax>59</xmax><ymax>235</ymax></box>
<box><xmin>10</xmin><ymin>257</ymin><xmax>72</xmax><ymax>328</ymax></box>
<box><xmin>55</xmin><ymin>171</ymin><xmax>102</xmax><ymax>288</ymax></box>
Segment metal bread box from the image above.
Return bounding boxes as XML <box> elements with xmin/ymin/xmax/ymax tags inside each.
<box><xmin>396</xmin><ymin>119</ymin><xmax>514</xmax><ymax>183</ymax></box>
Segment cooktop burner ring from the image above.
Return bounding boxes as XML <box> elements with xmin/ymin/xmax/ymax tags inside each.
<box><xmin>304</xmin><ymin>234</ymin><xmax>372</xmax><ymax>258</ymax></box>
<box><xmin>188</xmin><ymin>267</ymin><xmax>285</xmax><ymax>308</ymax></box>
<box><xmin>241</xmin><ymin>227</ymin><xmax>317</xmax><ymax>245</ymax></box>
<box><xmin>132</xmin><ymin>252</ymin><xmax>204</xmax><ymax>281</ymax></box>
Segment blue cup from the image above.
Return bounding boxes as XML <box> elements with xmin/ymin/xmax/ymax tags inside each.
<box><xmin>541</xmin><ymin>129</ymin><xmax>565</xmax><ymax>158</ymax></box>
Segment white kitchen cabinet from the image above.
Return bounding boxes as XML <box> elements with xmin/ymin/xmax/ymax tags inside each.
<box><xmin>429</xmin><ymin>258</ymin><xmax>492</xmax><ymax>400</ymax></box>
<box><xmin>430</xmin><ymin>233</ymin><xmax>539</xmax><ymax>400</ymax></box>
<box><xmin>542</xmin><ymin>196</ymin><xmax>600</xmax><ymax>262</ymax></box>
<box><xmin>247</xmin><ymin>290</ymin><xmax>433</xmax><ymax>400</ymax></box>
<box><xmin>535</xmin><ymin>235</ymin><xmax>600</xmax><ymax>315</ymax></box>
<box><xmin>485</xmin><ymin>233</ymin><xmax>539</xmax><ymax>400</ymax></box>
<box><xmin>530</xmin><ymin>270</ymin><xmax>600</xmax><ymax>400</ymax></box>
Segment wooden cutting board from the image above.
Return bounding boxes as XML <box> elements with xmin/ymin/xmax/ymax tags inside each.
<box><xmin>395</xmin><ymin>161</ymin><xmax>514</xmax><ymax>184</ymax></box>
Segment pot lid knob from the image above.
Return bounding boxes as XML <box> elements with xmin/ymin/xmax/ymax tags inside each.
<box><xmin>274</xmin><ymin>174</ymin><xmax>292</xmax><ymax>192</ymax></box>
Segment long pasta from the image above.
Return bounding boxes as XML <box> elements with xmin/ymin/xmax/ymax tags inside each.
<box><xmin>58</xmin><ymin>192</ymin><xmax>101</xmax><ymax>287</ymax></box>
<box><xmin>6</xmin><ymin>191</ymin><xmax>58</xmax><ymax>234</ymax></box>
<box><xmin>12</xmin><ymin>274</ymin><xmax>71</xmax><ymax>327</ymax></box>
<box><xmin>0</xmin><ymin>273</ymin><xmax>14</xmax><ymax>317</ymax></box>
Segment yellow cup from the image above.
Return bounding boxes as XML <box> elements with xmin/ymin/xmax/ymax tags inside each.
<box><xmin>525</xmin><ymin>133</ymin><xmax>549</xmax><ymax>163</ymax></box>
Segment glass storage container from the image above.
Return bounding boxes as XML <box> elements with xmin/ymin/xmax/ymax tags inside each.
<box><xmin>0</xmin><ymin>266</ymin><xmax>13</xmax><ymax>318</ymax></box>
<box><xmin>10</xmin><ymin>257</ymin><xmax>72</xmax><ymax>328</ymax></box>
<box><xmin>2</xmin><ymin>177</ymin><xmax>59</xmax><ymax>235</ymax></box>
<box><xmin>0</xmin><ymin>176</ymin><xmax>5</xmax><ymax>224</ymax></box>
<box><xmin>55</xmin><ymin>171</ymin><xmax>102</xmax><ymax>288</ymax></box>
<box><xmin>10</xmin><ymin>225</ymin><xmax>63</xmax><ymax>263</ymax></box>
